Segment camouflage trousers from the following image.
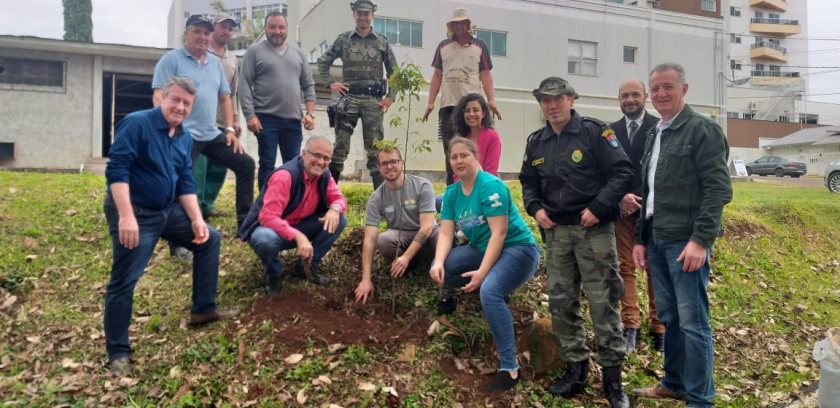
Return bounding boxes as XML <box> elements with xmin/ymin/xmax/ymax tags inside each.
<box><xmin>545</xmin><ymin>222</ymin><xmax>626</xmax><ymax>367</ymax></box>
<box><xmin>330</xmin><ymin>94</ymin><xmax>383</xmax><ymax>177</ymax></box>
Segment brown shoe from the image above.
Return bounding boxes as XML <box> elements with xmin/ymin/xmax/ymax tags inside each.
<box><xmin>633</xmin><ymin>384</ymin><xmax>686</xmax><ymax>401</ymax></box>
<box><xmin>110</xmin><ymin>357</ymin><xmax>131</xmax><ymax>378</ymax></box>
<box><xmin>189</xmin><ymin>309</ymin><xmax>240</xmax><ymax>326</ymax></box>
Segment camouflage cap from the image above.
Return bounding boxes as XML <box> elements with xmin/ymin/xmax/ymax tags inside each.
<box><xmin>350</xmin><ymin>0</ymin><xmax>377</xmax><ymax>12</ymax></box>
<box><xmin>532</xmin><ymin>76</ymin><xmax>579</xmax><ymax>100</ymax></box>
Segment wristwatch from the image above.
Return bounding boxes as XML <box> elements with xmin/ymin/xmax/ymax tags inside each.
<box><xmin>330</xmin><ymin>204</ymin><xmax>341</xmax><ymax>213</ymax></box>
<box><xmin>306</xmin><ymin>112</ymin><xmax>315</xmax><ymax>119</ymax></box>
<box><xmin>225</xmin><ymin>126</ymin><xmax>235</xmax><ymax>134</ymax></box>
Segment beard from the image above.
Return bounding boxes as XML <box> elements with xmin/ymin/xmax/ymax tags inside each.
<box><xmin>621</xmin><ymin>104</ymin><xmax>643</xmax><ymax>118</ymax></box>
<box><xmin>268</xmin><ymin>34</ymin><xmax>286</xmax><ymax>47</ymax></box>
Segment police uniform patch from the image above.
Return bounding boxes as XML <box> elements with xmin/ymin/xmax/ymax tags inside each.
<box><xmin>368</xmin><ymin>48</ymin><xmax>377</xmax><ymax>58</ymax></box>
<box><xmin>602</xmin><ymin>129</ymin><xmax>620</xmax><ymax>149</ymax></box>
<box><xmin>571</xmin><ymin>149</ymin><xmax>583</xmax><ymax>163</ymax></box>
<box><xmin>531</xmin><ymin>158</ymin><xmax>545</xmax><ymax>166</ymax></box>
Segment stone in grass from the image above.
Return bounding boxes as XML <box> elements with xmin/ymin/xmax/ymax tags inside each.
<box><xmin>528</xmin><ymin>318</ymin><xmax>566</xmax><ymax>374</ymax></box>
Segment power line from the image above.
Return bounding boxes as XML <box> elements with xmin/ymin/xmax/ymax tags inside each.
<box><xmin>727</xmin><ymin>92</ymin><xmax>840</xmax><ymax>99</ymax></box>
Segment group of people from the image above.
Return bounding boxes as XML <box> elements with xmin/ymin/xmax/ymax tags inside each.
<box><xmin>100</xmin><ymin>1</ymin><xmax>733</xmax><ymax>407</ymax></box>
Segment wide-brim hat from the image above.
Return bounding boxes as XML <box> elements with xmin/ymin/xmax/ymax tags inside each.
<box><xmin>447</xmin><ymin>8</ymin><xmax>471</xmax><ymax>25</ymax></box>
<box><xmin>532</xmin><ymin>76</ymin><xmax>579</xmax><ymax>100</ymax></box>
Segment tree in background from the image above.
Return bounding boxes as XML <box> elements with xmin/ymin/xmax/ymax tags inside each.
<box><xmin>210</xmin><ymin>0</ymin><xmax>264</xmax><ymax>51</ymax></box>
<box><xmin>63</xmin><ymin>0</ymin><xmax>93</xmax><ymax>43</ymax></box>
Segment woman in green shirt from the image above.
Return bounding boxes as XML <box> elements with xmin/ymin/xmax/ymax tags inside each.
<box><xmin>430</xmin><ymin>137</ymin><xmax>540</xmax><ymax>392</ymax></box>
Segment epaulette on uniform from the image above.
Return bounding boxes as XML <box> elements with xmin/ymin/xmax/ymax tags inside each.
<box><xmin>581</xmin><ymin>116</ymin><xmax>607</xmax><ymax>127</ymax></box>
<box><xmin>526</xmin><ymin>127</ymin><xmax>545</xmax><ymax>144</ymax></box>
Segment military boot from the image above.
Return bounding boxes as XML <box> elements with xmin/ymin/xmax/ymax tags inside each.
<box><xmin>602</xmin><ymin>365</ymin><xmax>630</xmax><ymax>408</ymax></box>
<box><xmin>546</xmin><ymin>359</ymin><xmax>589</xmax><ymax>398</ymax></box>
<box><xmin>371</xmin><ymin>172</ymin><xmax>384</xmax><ymax>190</ymax></box>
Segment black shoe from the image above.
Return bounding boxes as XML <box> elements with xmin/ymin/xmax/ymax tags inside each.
<box><xmin>546</xmin><ymin>359</ymin><xmax>589</xmax><ymax>398</ymax></box>
<box><xmin>602</xmin><ymin>365</ymin><xmax>630</xmax><ymax>408</ymax></box>
<box><xmin>169</xmin><ymin>245</ymin><xmax>192</xmax><ymax>261</ymax></box>
<box><xmin>109</xmin><ymin>357</ymin><xmax>131</xmax><ymax>378</ymax></box>
<box><xmin>504</xmin><ymin>294</ymin><xmax>511</xmax><ymax>304</ymax></box>
<box><xmin>438</xmin><ymin>296</ymin><xmax>458</xmax><ymax>316</ymax></box>
<box><xmin>293</xmin><ymin>262</ymin><xmax>331</xmax><ymax>286</ymax></box>
<box><xmin>623</xmin><ymin>328</ymin><xmax>640</xmax><ymax>354</ymax></box>
<box><xmin>265</xmin><ymin>274</ymin><xmax>282</xmax><ymax>296</ymax></box>
<box><xmin>652</xmin><ymin>332</ymin><xmax>665</xmax><ymax>353</ymax></box>
<box><xmin>485</xmin><ymin>370</ymin><xmax>519</xmax><ymax>393</ymax></box>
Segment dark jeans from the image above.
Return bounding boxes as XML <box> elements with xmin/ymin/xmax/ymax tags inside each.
<box><xmin>438</xmin><ymin>106</ymin><xmax>456</xmax><ymax>185</ymax></box>
<box><xmin>191</xmin><ymin>133</ymin><xmax>255</xmax><ymax>227</ymax></box>
<box><xmin>255</xmin><ymin>113</ymin><xmax>303</xmax><ymax>191</ymax></box>
<box><xmin>248</xmin><ymin>213</ymin><xmax>348</xmax><ymax>276</ymax></box>
<box><xmin>103</xmin><ymin>195</ymin><xmax>221</xmax><ymax>362</ymax></box>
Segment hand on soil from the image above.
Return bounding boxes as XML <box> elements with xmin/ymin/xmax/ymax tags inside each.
<box><xmin>355</xmin><ymin>280</ymin><xmax>373</xmax><ymax>304</ymax></box>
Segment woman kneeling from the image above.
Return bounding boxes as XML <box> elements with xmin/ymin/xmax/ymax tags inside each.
<box><xmin>429</xmin><ymin>137</ymin><xmax>540</xmax><ymax>393</ymax></box>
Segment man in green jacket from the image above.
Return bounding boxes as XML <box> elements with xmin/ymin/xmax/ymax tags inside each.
<box><xmin>631</xmin><ymin>63</ymin><xmax>732</xmax><ymax>408</ymax></box>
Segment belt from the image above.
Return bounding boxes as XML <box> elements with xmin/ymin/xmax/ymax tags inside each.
<box><xmin>347</xmin><ymin>85</ymin><xmax>380</xmax><ymax>97</ymax></box>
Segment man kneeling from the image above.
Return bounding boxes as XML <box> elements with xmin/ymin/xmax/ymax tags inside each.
<box><xmin>355</xmin><ymin>147</ymin><xmax>438</xmax><ymax>304</ymax></box>
<box><xmin>239</xmin><ymin>136</ymin><xmax>348</xmax><ymax>294</ymax></box>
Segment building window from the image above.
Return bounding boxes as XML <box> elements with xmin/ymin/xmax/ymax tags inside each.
<box><xmin>777</xmin><ymin>116</ymin><xmax>790</xmax><ymax>123</ymax></box>
<box><xmin>623</xmin><ymin>46</ymin><xmax>636</xmax><ymax>63</ymax></box>
<box><xmin>730</xmin><ymin>34</ymin><xmax>741</xmax><ymax>44</ymax></box>
<box><xmin>730</xmin><ymin>6</ymin><xmax>741</xmax><ymax>17</ymax></box>
<box><xmin>251</xmin><ymin>4</ymin><xmax>285</xmax><ymax>20</ymax></box>
<box><xmin>568</xmin><ymin>40</ymin><xmax>598</xmax><ymax>76</ymax></box>
<box><xmin>730</xmin><ymin>59</ymin><xmax>742</xmax><ymax>71</ymax></box>
<box><xmin>228</xmin><ymin>7</ymin><xmax>245</xmax><ymax>22</ymax></box>
<box><xmin>373</xmin><ymin>17</ymin><xmax>423</xmax><ymax>48</ymax></box>
<box><xmin>727</xmin><ymin>112</ymin><xmax>739</xmax><ymax>119</ymax></box>
<box><xmin>474</xmin><ymin>29</ymin><xmax>507</xmax><ymax>57</ymax></box>
<box><xmin>701</xmin><ymin>0</ymin><xmax>716</xmax><ymax>12</ymax></box>
<box><xmin>0</xmin><ymin>58</ymin><xmax>65</xmax><ymax>90</ymax></box>
<box><xmin>743</xmin><ymin>113</ymin><xmax>755</xmax><ymax>120</ymax></box>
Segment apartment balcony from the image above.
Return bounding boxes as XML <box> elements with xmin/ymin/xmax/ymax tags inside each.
<box><xmin>750</xmin><ymin>41</ymin><xmax>788</xmax><ymax>62</ymax></box>
<box><xmin>751</xmin><ymin>70</ymin><xmax>801</xmax><ymax>86</ymax></box>
<box><xmin>749</xmin><ymin>0</ymin><xmax>787</xmax><ymax>12</ymax></box>
<box><xmin>750</xmin><ymin>18</ymin><xmax>801</xmax><ymax>37</ymax></box>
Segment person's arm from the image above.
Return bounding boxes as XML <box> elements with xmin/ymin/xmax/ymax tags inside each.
<box><xmin>230</xmin><ymin>58</ymin><xmax>240</xmax><ymax>136</ymax></box>
<box><xmin>152</xmin><ymin>89</ymin><xmax>163</xmax><ymax>107</ymax></box>
<box><xmin>479</xmin><ymin>70</ymin><xmax>501</xmax><ymax>120</ymax></box>
<box><xmin>325</xmin><ymin>176</ymin><xmax>348</xmax><ymax>213</ymax></box>
<box><xmin>423</xmin><ymin>68</ymin><xmax>443</xmax><ymax>122</ymax></box>
<box><xmin>519</xmin><ymin>134</ymin><xmax>544</xmax><ymax>218</ymax></box>
<box><xmin>383</xmin><ymin>42</ymin><xmax>398</xmax><ymax>101</ymax></box>
<box><xmin>317</xmin><ymin>36</ymin><xmax>343</xmax><ymax>88</ymax></box>
<box><xmin>238</xmin><ymin>47</ymin><xmax>257</xmax><ymax>120</ymax></box>
<box><xmin>586</xmin><ymin>127</ymin><xmax>633</xmax><ymax>223</ymax></box>
<box><xmin>257</xmin><ymin>171</ymin><xmax>299</xmax><ymax>240</ymax></box>
<box><xmin>109</xmin><ymin>183</ymin><xmax>139</xmax><ymax>249</ymax></box>
<box><xmin>151</xmin><ymin>53</ymin><xmax>175</xmax><ymax>107</ymax></box>
<box><xmin>105</xmin><ymin>116</ymin><xmax>142</xmax><ymax>248</ymax></box>
<box><xmin>690</xmin><ymin>122</ymin><xmax>733</xmax><ymax>248</ymax></box>
<box><xmin>429</xmin><ymin>219</ymin><xmax>455</xmax><ymax>286</ymax></box>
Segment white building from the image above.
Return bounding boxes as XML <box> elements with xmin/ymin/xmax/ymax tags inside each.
<box><xmin>288</xmin><ymin>0</ymin><xmax>729</xmax><ymax>177</ymax></box>
<box><xmin>167</xmin><ymin>0</ymin><xmax>287</xmax><ymax>51</ymax></box>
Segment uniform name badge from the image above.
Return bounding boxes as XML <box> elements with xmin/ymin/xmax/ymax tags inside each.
<box><xmin>531</xmin><ymin>158</ymin><xmax>545</xmax><ymax>166</ymax></box>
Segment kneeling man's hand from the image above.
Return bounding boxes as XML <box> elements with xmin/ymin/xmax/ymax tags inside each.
<box><xmin>355</xmin><ymin>279</ymin><xmax>373</xmax><ymax>304</ymax></box>
<box><xmin>295</xmin><ymin>233</ymin><xmax>313</xmax><ymax>263</ymax></box>
<box><xmin>391</xmin><ymin>255</ymin><xmax>410</xmax><ymax>278</ymax></box>
<box><xmin>319</xmin><ymin>210</ymin><xmax>341</xmax><ymax>234</ymax></box>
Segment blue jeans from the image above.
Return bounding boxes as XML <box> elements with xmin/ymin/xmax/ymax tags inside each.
<box><xmin>646</xmin><ymin>232</ymin><xmax>715</xmax><ymax>407</ymax></box>
<box><xmin>248</xmin><ymin>213</ymin><xmax>348</xmax><ymax>276</ymax></box>
<box><xmin>103</xmin><ymin>195</ymin><xmax>221</xmax><ymax>362</ymax></box>
<box><xmin>434</xmin><ymin>193</ymin><xmax>444</xmax><ymax>213</ymax></box>
<box><xmin>443</xmin><ymin>243</ymin><xmax>541</xmax><ymax>371</ymax></box>
<box><xmin>255</xmin><ymin>113</ymin><xmax>303</xmax><ymax>191</ymax></box>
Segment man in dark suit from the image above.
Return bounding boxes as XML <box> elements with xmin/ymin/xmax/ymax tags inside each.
<box><xmin>611</xmin><ymin>78</ymin><xmax>664</xmax><ymax>354</ymax></box>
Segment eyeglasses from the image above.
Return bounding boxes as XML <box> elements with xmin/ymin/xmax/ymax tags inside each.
<box><xmin>305</xmin><ymin>150</ymin><xmax>332</xmax><ymax>163</ymax></box>
<box><xmin>377</xmin><ymin>159</ymin><xmax>402</xmax><ymax>168</ymax></box>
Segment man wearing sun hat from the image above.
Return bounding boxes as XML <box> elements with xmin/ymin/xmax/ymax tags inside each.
<box><xmin>422</xmin><ymin>8</ymin><xmax>500</xmax><ymax>185</ymax></box>
<box><xmin>519</xmin><ymin>77</ymin><xmax>633</xmax><ymax>408</ymax></box>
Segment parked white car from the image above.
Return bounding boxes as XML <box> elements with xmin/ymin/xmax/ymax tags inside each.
<box><xmin>826</xmin><ymin>159</ymin><xmax>840</xmax><ymax>193</ymax></box>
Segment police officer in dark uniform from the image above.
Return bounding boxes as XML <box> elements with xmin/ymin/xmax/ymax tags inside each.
<box><xmin>317</xmin><ymin>0</ymin><xmax>398</xmax><ymax>189</ymax></box>
<box><xmin>519</xmin><ymin>77</ymin><xmax>633</xmax><ymax>408</ymax></box>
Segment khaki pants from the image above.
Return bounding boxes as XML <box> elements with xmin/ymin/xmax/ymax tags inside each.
<box><xmin>614</xmin><ymin>215</ymin><xmax>665</xmax><ymax>333</ymax></box>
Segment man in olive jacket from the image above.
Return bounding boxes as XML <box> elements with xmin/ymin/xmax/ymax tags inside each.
<box><xmin>631</xmin><ymin>63</ymin><xmax>732</xmax><ymax>408</ymax></box>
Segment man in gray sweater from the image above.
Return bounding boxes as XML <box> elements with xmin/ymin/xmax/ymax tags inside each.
<box><xmin>240</xmin><ymin>11</ymin><xmax>317</xmax><ymax>191</ymax></box>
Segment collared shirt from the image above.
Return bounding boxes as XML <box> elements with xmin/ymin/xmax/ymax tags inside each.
<box><xmin>208</xmin><ymin>43</ymin><xmax>239</xmax><ymax>128</ymax></box>
<box><xmin>625</xmin><ymin>111</ymin><xmax>646</xmax><ymax>140</ymax></box>
<box><xmin>105</xmin><ymin>107</ymin><xmax>196</xmax><ymax>210</ymax></box>
<box><xmin>431</xmin><ymin>35</ymin><xmax>493</xmax><ymax>108</ymax></box>
<box><xmin>646</xmin><ymin>107</ymin><xmax>684</xmax><ymax>219</ymax></box>
<box><xmin>258</xmin><ymin>170</ymin><xmax>348</xmax><ymax>241</ymax></box>
<box><xmin>152</xmin><ymin>47</ymin><xmax>230</xmax><ymax>142</ymax></box>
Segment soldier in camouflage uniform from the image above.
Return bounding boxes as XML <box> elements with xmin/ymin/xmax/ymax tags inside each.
<box><xmin>519</xmin><ymin>77</ymin><xmax>633</xmax><ymax>408</ymax></box>
<box><xmin>317</xmin><ymin>0</ymin><xmax>398</xmax><ymax>189</ymax></box>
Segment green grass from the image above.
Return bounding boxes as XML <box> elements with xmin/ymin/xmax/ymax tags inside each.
<box><xmin>0</xmin><ymin>172</ymin><xmax>837</xmax><ymax>407</ymax></box>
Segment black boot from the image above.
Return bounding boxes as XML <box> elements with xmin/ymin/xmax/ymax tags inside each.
<box><xmin>623</xmin><ymin>328</ymin><xmax>639</xmax><ymax>354</ymax></box>
<box><xmin>546</xmin><ymin>359</ymin><xmax>589</xmax><ymax>398</ymax></box>
<box><xmin>602</xmin><ymin>365</ymin><xmax>630</xmax><ymax>408</ymax></box>
<box><xmin>265</xmin><ymin>274</ymin><xmax>282</xmax><ymax>296</ymax></box>
<box><xmin>330</xmin><ymin>170</ymin><xmax>341</xmax><ymax>184</ymax></box>
<box><xmin>371</xmin><ymin>172</ymin><xmax>384</xmax><ymax>190</ymax></box>
<box><xmin>652</xmin><ymin>332</ymin><xmax>665</xmax><ymax>353</ymax></box>
<box><xmin>437</xmin><ymin>285</ymin><xmax>459</xmax><ymax>315</ymax></box>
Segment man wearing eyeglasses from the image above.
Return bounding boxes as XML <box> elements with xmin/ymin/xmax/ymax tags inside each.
<box><xmin>239</xmin><ymin>136</ymin><xmax>348</xmax><ymax>295</ymax></box>
<box><xmin>354</xmin><ymin>147</ymin><xmax>438</xmax><ymax>304</ymax></box>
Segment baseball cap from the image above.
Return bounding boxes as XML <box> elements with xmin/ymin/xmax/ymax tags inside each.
<box><xmin>186</xmin><ymin>14</ymin><xmax>214</xmax><ymax>31</ymax></box>
<box><xmin>350</xmin><ymin>0</ymin><xmax>377</xmax><ymax>12</ymax></box>
<box><xmin>532</xmin><ymin>77</ymin><xmax>579</xmax><ymax>100</ymax></box>
<box><xmin>213</xmin><ymin>12</ymin><xmax>240</xmax><ymax>28</ymax></box>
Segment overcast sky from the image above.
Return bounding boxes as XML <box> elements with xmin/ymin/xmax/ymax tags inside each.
<box><xmin>1</xmin><ymin>0</ymin><xmax>838</xmax><ymax>103</ymax></box>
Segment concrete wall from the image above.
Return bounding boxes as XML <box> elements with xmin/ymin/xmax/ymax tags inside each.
<box><xmin>295</xmin><ymin>0</ymin><xmax>727</xmax><ymax>178</ymax></box>
<box><xmin>0</xmin><ymin>49</ymin><xmax>95</xmax><ymax>170</ymax></box>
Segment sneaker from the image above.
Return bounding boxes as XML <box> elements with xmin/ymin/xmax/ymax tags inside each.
<box><xmin>438</xmin><ymin>285</ymin><xmax>459</xmax><ymax>315</ymax></box>
<box><xmin>265</xmin><ymin>274</ymin><xmax>282</xmax><ymax>296</ymax></box>
<box><xmin>485</xmin><ymin>370</ymin><xmax>519</xmax><ymax>393</ymax></box>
